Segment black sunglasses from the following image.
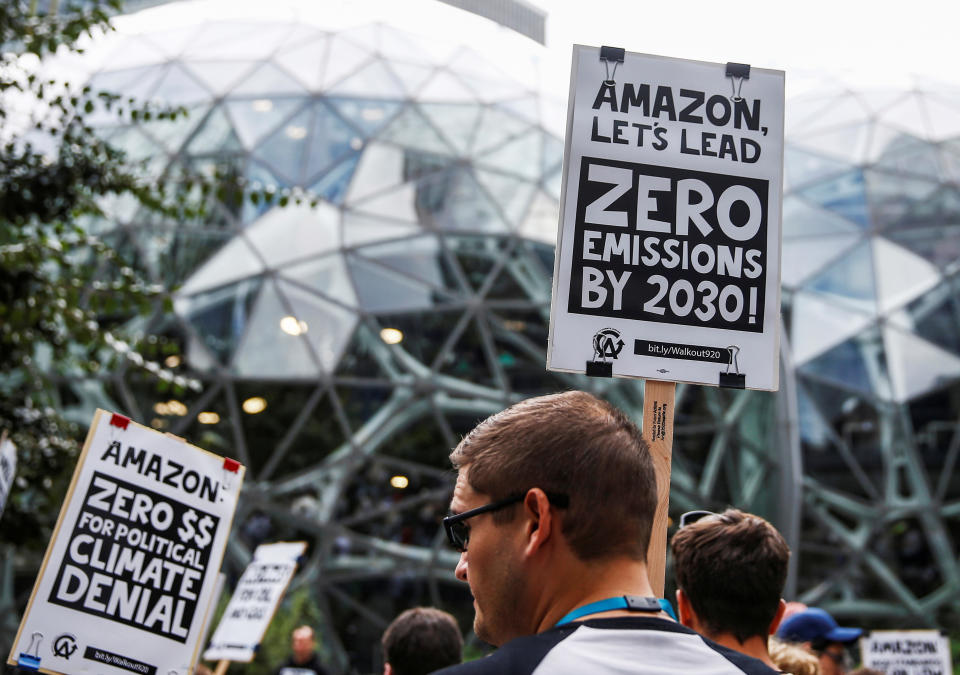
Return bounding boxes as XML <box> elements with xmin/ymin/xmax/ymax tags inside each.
<box><xmin>443</xmin><ymin>491</ymin><xmax>569</xmax><ymax>552</ymax></box>
<box><xmin>678</xmin><ymin>510</ymin><xmax>716</xmax><ymax>528</ymax></box>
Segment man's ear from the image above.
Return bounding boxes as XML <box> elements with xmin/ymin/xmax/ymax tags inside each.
<box><xmin>767</xmin><ymin>598</ymin><xmax>786</xmax><ymax>636</ymax></box>
<box><xmin>384</xmin><ymin>662</ymin><xmax>393</xmax><ymax>675</ymax></box>
<box><xmin>676</xmin><ymin>588</ymin><xmax>697</xmax><ymax>629</ymax></box>
<box><xmin>521</xmin><ymin>488</ymin><xmax>554</xmax><ymax>557</ymax></box>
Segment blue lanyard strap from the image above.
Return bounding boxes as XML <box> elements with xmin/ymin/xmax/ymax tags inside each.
<box><xmin>555</xmin><ymin>596</ymin><xmax>672</xmax><ymax>627</ymax></box>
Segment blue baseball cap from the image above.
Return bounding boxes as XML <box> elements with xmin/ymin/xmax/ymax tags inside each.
<box><xmin>776</xmin><ymin>608</ymin><xmax>862</xmax><ymax>644</ymax></box>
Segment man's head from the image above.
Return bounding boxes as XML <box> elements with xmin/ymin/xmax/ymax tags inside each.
<box><xmin>447</xmin><ymin>390</ymin><xmax>657</xmax><ymax>645</ymax></box>
<box><xmin>291</xmin><ymin>625</ymin><xmax>315</xmax><ymax>664</ymax></box>
<box><xmin>671</xmin><ymin>509</ymin><xmax>790</xmax><ymax>644</ymax></box>
<box><xmin>776</xmin><ymin>608</ymin><xmax>862</xmax><ymax>675</ymax></box>
<box><xmin>381</xmin><ymin>607</ymin><xmax>462</xmax><ymax>675</ymax></box>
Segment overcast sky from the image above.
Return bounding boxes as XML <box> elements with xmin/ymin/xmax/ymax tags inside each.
<box><xmin>534</xmin><ymin>0</ymin><xmax>960</xmax><ymax>95</ymax></box>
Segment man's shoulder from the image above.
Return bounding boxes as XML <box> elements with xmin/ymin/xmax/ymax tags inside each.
<box><xmin>434</xmin><ymin>618</ymin><xmax>779</xmax><ymax>675</ymax></box>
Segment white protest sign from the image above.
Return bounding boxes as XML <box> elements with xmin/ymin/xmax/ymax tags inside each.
<box><xmin>7</xmin><ymin>409</ymin><xmax>245</xmax><ymax>675</ymax></box>
<box><xmin>0</xmin><ymin>432</ymin><xmax>16</xmax><ymax>521</ymax></box>
<box><xmin>860</xmin><ymin>630</ymin><xmax>953</xmax><ymax>675</ymax></box>
<box><xmin>547</xmin><ymin>46</ymin><xmax>785</xmax><ymax>390</ymax></box>
<box><xmin>204</xmin><ymin>541</ymin><xmax>306</xmax><ymax>662</ymax></box>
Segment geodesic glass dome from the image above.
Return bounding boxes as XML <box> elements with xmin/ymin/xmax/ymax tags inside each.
<box><xmin>782</xmin><ymin>85</ymin><xmax>960</xmax><ymax>626</ymax></box>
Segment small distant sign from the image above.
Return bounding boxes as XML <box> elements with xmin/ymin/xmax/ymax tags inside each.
<box><xmin>203</xmin><ymin>542</ymin><xmax>306</xmax><ymax>663</ymax></box>
<box><xmin>861</xmin><ymin>630</ymin><xmax>953</xmax><ymax>675</ymax></box>
<box><xmin>547</xmin><ymin>45</ymin><xmax>785</xmax><ymax>390</ymax></box>
<box><xmin>8</xmin><ymin>410</ymin><xmax>244</xmax><ymax>675</ymax></box>
<box><xmin>0</xmin><ymin>432</ymin><xmax>16</xmax><ymax>521</ymax></box>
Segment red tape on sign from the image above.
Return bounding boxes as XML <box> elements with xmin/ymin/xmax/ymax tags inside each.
<box><xmin>109</xmin><ymin>413</ymin><xmax>130</xmax><ymax>430</ymax></box>
<box><xmin>223</xmin><ymin>457</ymin><xmax>241</xmax><ymax>473</ymax></box>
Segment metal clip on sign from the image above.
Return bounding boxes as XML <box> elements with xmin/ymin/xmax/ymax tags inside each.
<box><xmin>18</xmin><ymin>631</ymin><xmax>43</xmax><ymax>670</ymax></box>
<box><xmin>599</xmin><ymin>45</ymin><xmax>625</xmax><ymax>84</ymax></box>
<box><xmin>725</xmin><ymin>62</ymin><xmax>750</xmax><ymax>102</ymax></box>
<box><xmin>719</xmin><ymin>345</ymin><xmax>745</xmax><ymax>389</ymax></box>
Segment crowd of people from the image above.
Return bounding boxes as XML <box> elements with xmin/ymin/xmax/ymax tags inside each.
<box><xmin>275</xmin><ymin>391</ymin><xmax>910</xmax><ymax>675</ymax></box>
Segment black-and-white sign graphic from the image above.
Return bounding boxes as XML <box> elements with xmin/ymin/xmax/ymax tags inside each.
<box><xmin>8</xmin><ymin>410</ymin><xmax>244</xmax><ymax>675</ymax></box>
<box><xmin>860</xmin><ymin>630</ymin><xmax>953</xmax><ymax>675</ymax></box>
<box><xmin>547</xmin><ymin>46</ymin><xmax>784</xmax><ymax>390</ymax></box>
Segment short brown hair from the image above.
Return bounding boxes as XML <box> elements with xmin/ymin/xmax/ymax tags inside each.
<box><xmin>671</xmin><ymin>509</ymin><xmax>790</xmax><ymax>643</ymax></box>
<box><xmin>382</xmin><ymin>607</ymin><xmax>462</xmax><ymax>675</ymax></box>
<box><xmin>450</xmin><ymin>390</ymin><xmax>656</xmax><ymax>561</ymax></box>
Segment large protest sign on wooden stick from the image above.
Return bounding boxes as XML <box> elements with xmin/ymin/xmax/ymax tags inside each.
<box><xmin>547</xmin><ymin>45</ymin><xmax>784</xmax><ymax>598</ymax></box>
<box><xmin>7</xmin><ymin>409</ymin><xmax>244</xmax><ymax>675</ymax></box>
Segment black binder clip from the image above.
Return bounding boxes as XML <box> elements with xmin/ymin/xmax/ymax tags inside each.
<box><xmin>725</xmin><ymin>62</ymin><xmax>750</xmax><ymax>102</ymax></box>
<box><xmin>599</xmin><ymin>46</ymin><xmax>625</xmax><ymax>84</ymax></box>
<box><xmin>586</xmin><ymin>360</ymin><xmax>613</xmax><ymax>377</ymax></box>
<box><xmin>719</xmin><ymin>345</ymin><xmax>745</xmax><ymax>389</ymax></box>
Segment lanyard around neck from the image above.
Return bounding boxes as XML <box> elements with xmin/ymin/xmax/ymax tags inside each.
<box><xmin>554</xmin><ymin>596</ymin><xmax>670</xmax><ymax>627</ymax></box>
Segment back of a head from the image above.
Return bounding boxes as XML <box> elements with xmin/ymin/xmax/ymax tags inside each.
<box><xmin>382</xmin><ymin>607</ymin><xmax>463</xmax><ymax>675</ymax></box>
<box><xmin>768</xmin><ymin>637</ymin><xmax>820</xmax><ymax>675</ymax></box>
<box><xmin>449</xmin><ymin>390</ymin><xmax>657</xmax><ymax>561</ymax></box>
<box><xmin>671</xmin><ymin>509</ymin><xmax>790</xmax><ymax>643</ymax></box>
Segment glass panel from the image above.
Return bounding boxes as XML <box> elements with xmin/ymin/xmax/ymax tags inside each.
<box><xmin>232</xmin><ymin>278</ymin><xmax>320</xmax><ymax>377</ymax></box>
<box><xmin>107</xmin><ymin>126</ymin><xmax>163</xmax><ymax>163</ymax></box>
<box><xmin>876</xmin><ymin>93</ymin><xmax>932</xmax><ymax>139</ymax></box>
<box><xmin>388</xmin><ymin>62</ymin><xmax>435</xmax><ymax>96</ymax></box>
<box><xmin>803</xmin><ymin>240</ymin><xmax>877</xmax><ymax>314</ymax></box>
<box><xmin>872</xmin><ymin>133</ymin><xmax>941</xmax><ymax>179</ymax></box>
<box><xmin>791</xmin><ymin>122</ymin><xmax>871</xmax><ymax>164</ymax></box>
<box><xmin>437</xmin><ymin>317</ymin><xmax>497</xmax><ymax>388</ymax></box>
<box><xmin>355</xmin><ymin>236</ymin><xmax>459</xmax><ymax>292</ymax></box>
<box><xmin>329</xmin><ymin>59</ymin><xmax>405</xmax><ymax>99</ymax></box>
<box><xmin>474</xmin><ymin>168</ymin><xmax>537</xmax><ymax>227</ymax></box>
<box><xmin>471</xmin><ymin>107</ymin><xmax>531</xmax><ymax>154</ymax></box>
<box><xmin>800</xmin><ymin>327</ymin><xmax>892</xmax><ymax>400</ymax></box>
<box><xmin>185</xmin><ymin>60</ymin><xmax>257</xmax><ymax>97</ymax></box>
<box><xmin>225</xmin><ymin>98</ymin><xmax>304</xmax><ymax>150</ymax></box>
<box><xmin>186</xmin><ymin>22</ymin><xmax>294</xmax><ymax>60</ymax></box>
<box><xmin>344</xmin><ymin>143</ymin><xmax>405</xmax><ymax>203</ymax></box>
<box><xmin>542</xmin><ymin>135</ymin><xmax>563</xmax><ymax>175</ymax></box>
<box><xmin>782</xmin><ymin>196</ymin><xmax>861</xmax><ymax>240</ymax></box>
<box><xmin>887</xmin><ymin>279</ymin><xmax>960</xmax><ymax>356</ymax></box>
<box><xmin>378</xmin><ymin>106</ymin><xmax>453</xmax><ymax>155</ymax></box>
<box><xmin>367</xmin><ymin>309</ymin><xmax>463</xmax><ymax>366</ymax></box>
<box><xmin>180</xmin><ymin>277</ymin><xmax>262</xmax><ymax>366</ymax></box>
<box><xmin>784</xmin><ymin>147</ymin><xmax>853</xmax><ymax>191</ymax></box>
<box><xmin>350</xmin><ymin>182</ymin><xmax>419</xmax><ymax>223</ymax></box>
<box><xmin>921</xmin><ymin>93</ymin><xmax>960</xmax><ymax>139</ymax></box>
<box><xmin>872</xmin><ymin>237</ymin><xmax>940</xmax><ymax>314</ymax></box>
<box><xmin>278</xmin><ymin>280</ymin><xmax>358</xmax><ymax>374</ymax></box>
<box><xmin>781</xmin><ymin>233</ymin><xmax>860</xmax><ymax>288</ymax></box>
<box><xmin>883</xmin><ymin>326</ymin><xmax>960</xmax><ymax>402</ymax></box>
<box><xmin>336</xmin><ymin>323</ymin><xmax>398</xmax><ymax>380</ymax></box>
<box><xmin>517</xmin><ymin>190</ymin><xmax>560</xmax><ymax>245</ymax></box>
<box><xmin>788</xmin><ymin>92</ymin><xmax>869</xmax><ymax>134</ymax></box>
<box><xmin>304</xmin><ymin>102</ymin><xmax>362</xmax><ymax>182</ymax></box>
<box><xmin>272</xmin><ymin>35</ymin><xmax>329</xmax><ymax>90</ymax></box>
<box><xmin>143</xmin><ymin>103</ymin><xmax>208</xmax><ymax>153</ymax></box>
<box><xmin>415</xmin><ymin>169</ymin><xmax>508</xmax><ymax>233</ymax></box>
<box><xmin>103</xmin><ymin>36</ymin><xmax>167</xmax><ymax>69</ymax></box>
<box><xmin>321</xmin><ymin>35</ymin><xmax>373</xmax><ymax>88</ymax></box>
<box><xmin>282</xmin><ymin>254</ymin><xmax>358</xmax><ymax>308</ymax></box>
<box><xmin>797</xmin><ymin>383</ymin><xmax>833</xmax><ymax>448</ymax></box>
<box><xmin>310</xmin><ymin>154</ymin><xmax>361</xmax><ymax>205</ymax></box>
<box><xmin>231</xmin><ymin>62</ymin><xmax>307</xmax><ymax>97</ymax></box>
<box><xmin>253</xmin><ymin>107</ymin><xmax>311</xmax><ymax>183</ymax></box>
<box><xmin>887</xmin><ymin>224</ymin><xmax>960</xmax><ymax>270</ymax></box>
<box><xmin>797</xmin><ymin>169</ymin><xmax>871</xmax><ymax>228</ymax></box>
<box><xmin>88</xmin><ymin>65</ymin><xmax>165</xmax><ymax>103</ymax></box>
<box><xmin>341</xmin><ymin>211</ymin><xmax>420</xmax><ymax>248</ymax></box>
<box><xmin>186</xmin><ymin>104</ymin><xmax>244</xmax><ymax>153</ymax></box>
<box><xmin>157</xmin><ymin>226</ymin><xmax>235</xmax><ymax>288</ymax></box>
<box><xmin>864</xmin><ymin>169</ymin><xmax>940</xmax><ymax>231</ymax></box>
<box><xmin>328</xmin><ymin>98</ymin><xmax>403</xmax><ymax>136</ymax></box>
<box><xmin>135</xmin><ymin>26</ymin><xmax>199</xmax><ymax>59</ymax></box>
<box><xmin>790</xmin><ymin>291</ymin><xmax>874</xmax><ymax>365</ymax></box>
<box><xmin>178</xmin><ymin>234</ymin><xmax>264</xmax><ymax>296</ymax></box>
<box><xmin>244</xmin><ymin>201</ymin><xmax>340</xmax><ymax>268</ymax></box>
<box><xmin>346</xmin><ymin>256</ymin><xmax>443</xmax><ymax>313</ymax></box>
<box><xmin>149</xmin><ymin>62</ymin><xmax>212</xmax><ymax>106</ymax></box>
<box><xmin>417</xmin><ymin>69</ymin><xmax>477</xmax><ymax>102</ymax></box>
<box><xmin>416</xmin><ymin>103</ymin><xmax>480</xmax><ymax>155</ymax></box>
<box><xmin>495</xmin><ymin>97</ymin><xmax>540</xmax><ymax>125</ymax></box>
<box><xmin>242</xmin><ymin>161</ymin><xmax>290</xmax><ymax>224</ymax></box>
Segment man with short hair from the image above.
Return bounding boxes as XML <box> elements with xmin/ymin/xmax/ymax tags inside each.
<box><xmin>275</xmin><ymin>625</ymin><xmax>328</xmax><ymax>675</ymax></box>
<box><xmin>670</xmin><ymin>509</ymin><xmax>790</xmax><ymax>670</ymax></box>
<box><xmin>776</xmin><ymin>607</ymin><xmax>862</xmax><ymax>675</ymax></box>
<box><xmin>381</xmin><ymin>607</ymin><xmax>463</xmax><ymax>675</ymax></box>
<box><xmin>434</xmin><ymin>390</ymin><xmax>777</xmax><ymax>674</ymax></box>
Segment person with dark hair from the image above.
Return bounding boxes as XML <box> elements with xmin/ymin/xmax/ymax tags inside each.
<box><xmin>776</xmin><ymin>608</ymin><xmax>862</xmax><ymax>675</ymax></box>
<box><xmin>381</xmin><ymin>607</ymin><xmax>463</xmax><ymax>675</ymax></box>
<box><xmin>433</xmin><ymin>390</ymin><xmax>778</xmax><ymax>674</ymax></box>
<box><xmin>670</xmin><ymin>509</ymin><xmax>790</xmax><ymax>670</ymax></box>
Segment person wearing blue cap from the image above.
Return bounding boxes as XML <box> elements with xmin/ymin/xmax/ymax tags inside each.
<box><xmin>775</xmin><ymin>607</ymin><xmax>863</xmax><ymax>675</ymax></box>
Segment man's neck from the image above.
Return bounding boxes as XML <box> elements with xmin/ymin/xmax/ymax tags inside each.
<box><xmin>533</xmin><ymin>556</ymin><xmax>664</xmax><ymax>633</ymax></box>
<box><xmin>705</xmin><ymin>633</ymin><xmax>777</xmax><ymax>671</ymax></box>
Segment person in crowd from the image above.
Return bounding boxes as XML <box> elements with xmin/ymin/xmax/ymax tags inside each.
<box><xmin>381</xmin><ymin>606</ymin><xmax>463</xmax><ymax>675</ymax></box>
<box><xmin>276</xmin><ymin>625</ymin><xmax>329</xmax><ymax>675</ymax></box>
<box><xmin>433</xmin><ymin>390</ymin><xmax>778</xmax><ymax>674</ymax></box>
<box><xmin>670</xmin><ymin>508</ymin><xmax>790</xmax><ymax>670</ymax></box>
<box><xmin>768</xmin><ymin>637</ymin><xmax>821</xmax><ymax>675</ymax></box>
<box><xmin>776</xmin><ymin>608</ymin><xmax>862</xmax><ymax>675</ymax></box>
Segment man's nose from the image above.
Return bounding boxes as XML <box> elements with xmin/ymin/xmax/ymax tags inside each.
<box><xmin>455</xmin><ymin>551</ymin><xmax>468</xmax><ymax>582</ymax></box>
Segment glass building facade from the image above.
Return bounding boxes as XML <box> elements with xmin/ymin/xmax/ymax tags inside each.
<box><xmin>5</xmin><ymin>0</ymin><xmax>960</xmax><ymax>670</ymax></box>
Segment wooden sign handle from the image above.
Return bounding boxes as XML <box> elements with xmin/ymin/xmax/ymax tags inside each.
<box><xmin>214</xmin><ymin>659</ymin><xmax>229</xmax><ymax>675</ymax></box>
<box><xmin>641</xmin><ymin>379</ymin><xmax>676</xmax><ymax>598</ymax></box>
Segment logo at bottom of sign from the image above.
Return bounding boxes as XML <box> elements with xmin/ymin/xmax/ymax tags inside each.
<box><xmin>53</xmin><ymin>633</ymin><xmax>78</xmax><ymax>660</ymax></box>
<box><xmin>592</xmin><ymin>328</ymin><xmax>624</xmax><ymax>360</ymax></box>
